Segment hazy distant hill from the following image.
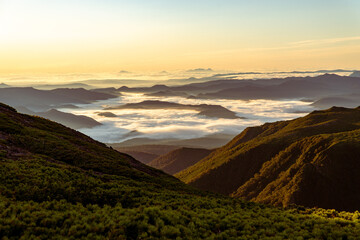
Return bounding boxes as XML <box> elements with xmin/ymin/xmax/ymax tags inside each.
<box><xmin>311</xmin><ymin>92</ymin><xmax>360</xmax><ymax>109</ymax></box>
<box><xmin>113</xmin><ymin>145</ymin><xmax>181</xmax><ymax>164</ymax></box>
<box><xmin>92</xmin><ymin>87</ymin><xmax>123</xmax><ymax>96</ymax></box>
<box><xmin>32</xmin><ymin>83</ymin><xmax>93</xmax><ymax>90</ymax></box>
<box><xmin>111</xmin><ymin>133</ymin><xmax>236</xmax><ymax>149</ymax></box>
<box><xmin>149</xmin><ymin>147</ymin><xmax>214</xmax><ymax>175</ymax></box>
<box><xmin>350</xmin><ymin>71</ymin><xmax>360</xmax><ymax>78</ymax></box>
<box><xmin>118</xmin><ymin>84</ymin><xmax>170</xmax><ymax>93</ymax></box>
<box><xmin>106</xmin><ymin>100</ymin><xmax>242</xmax><ymax>119</ymax></box>
<box><xmin>0</xmin><ymin>87</ymin><xmax>117</xmax><ymax>111</ymax></box>
<box><xmin>0</xmin><ymin>83</ymin><xmax>10</xmax><ymax>88</ymax></box>
<box><xmin>177</xmin><ymin>106</ymin><xmax>360</xmax><ymax>211</ymax></box>
<box><xmin>146</xmin><ymin>90</ymin><xmax>189</xmax><ymax>97</ymax></box>
<box><xmin>16</xmin><ymin>107</ymin><xmax>102</xmax><ymax>129</ymax></box>
<box><xmin>311</xmin><ymin>96</ymin><xmax>360</xmax><ymax>109</ymax></box>
<box><xmin>117</xmin><ymin>74</ymin><xmax>360</xmax><ymax>102</ymax></box>
<box><xmin>195</xmin><ymin>74</ymin><xmax>360</xmax><ymax>100</ymax></box>
<box><xmin>118</xmin><ymin>150</ymin><xmax>159</xmax><ymax>164</ymax></box>
<box><xmin>49</xmin><ymin>88</ymin><xmax>117</xmax><ymax>102</ymax></box>
<box><xmin>1</xmin><ymin>102</ymin><xmax>360</xmax><ymax>238</ymax></box>
<box><xmin>98</xmin><ymin>111</ymin><xmax>118</xmax><ymax>118</ymax></box>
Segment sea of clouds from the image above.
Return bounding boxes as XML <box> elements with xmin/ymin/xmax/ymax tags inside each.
<box><xmin>60</xmin><ymin>92</ymin><xmax>314</xmax><ymax>143</ymax></box>
<box><xmin>4</xmin><ymin>69</ymin><xmax>354</xmax><ymax>144</ymax></box>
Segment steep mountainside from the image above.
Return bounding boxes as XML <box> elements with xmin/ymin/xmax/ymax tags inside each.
<box><xmin>176</xmin><ymin>106</ymin><xmax>360</xmax><ymax>211</ymax></box>
<box><xmin>0</xmin><ymin>103</ymin><xmax>176</xmax><ymax>182</ymax></box>
<box><xmin>1</xmin><ymin>103</ymin><xmax>360</xmax><ymax>239</ymax></box>
<box><xmin>149</xmin><ymin>147</ymin><xmax>214</xmax><ymax>175</ymax></box>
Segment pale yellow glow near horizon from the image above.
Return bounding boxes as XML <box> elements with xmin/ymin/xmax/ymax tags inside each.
<box><xmin>0</xmin><ymin>0</ymin><xmax>359</xmax><ymax>74</ymax></box>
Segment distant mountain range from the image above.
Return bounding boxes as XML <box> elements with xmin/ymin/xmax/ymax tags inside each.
<box><xmin>2</xmin><ymin>73</ymin><xmax>360</xmax><ymax>115</ymax></box>
<box><xmin>118</xmin><ymin>74</ymin><xmax>360</xmax><ymax>103</ymax></box>
<box><xmin>176</xmin><ymin>106</ymin><xmax>360</xmax><ymax>211</ymax></box>
<box><xmin>0</xmin><ymin>87</ymin><xmax>117</xmax><ymax>111</ymax></box>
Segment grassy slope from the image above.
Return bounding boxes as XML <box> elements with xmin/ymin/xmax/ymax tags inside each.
<box><xmin>176</xmin><ymin>107</ymin><xmax>360</xmax><ymax>210</ymax></box>
<box><xmin>1</xmin><ymin>103</ymin><xmax>360</xmax><ymax>239</ymax></box>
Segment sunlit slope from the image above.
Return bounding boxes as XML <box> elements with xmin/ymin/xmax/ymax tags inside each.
<box><xmin>0</xmin><ymin>102</ymin><xmax>189</xmax><ymax>195</ymax></box>
<box><xmin>176</xmin><ymin>106</ymin><xmax>360</xmax><ymax>211</ymax></box>
<box><xmin>1</xmin><ymin>102</ymin><xmax>360</xmax><ymax>238</ymax></box>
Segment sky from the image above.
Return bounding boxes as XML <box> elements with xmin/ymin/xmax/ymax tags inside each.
<box><xmin>0</xmin><ymin>0</ymin><xmax>360</xmax><ymax>74</ymax></box>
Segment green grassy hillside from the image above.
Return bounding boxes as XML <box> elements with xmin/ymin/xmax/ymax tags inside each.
<box><xmin>1</xmin><ymin>103</ymin><xmax>360</xmax><ymax>239</ymax></box>
<box><xmin>176</xmin><ymin>107</ymin><xmax>360</xmax><ymax>211</ymax></box>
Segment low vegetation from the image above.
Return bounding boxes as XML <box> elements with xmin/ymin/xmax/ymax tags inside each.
<box><xmin>1</xmin><ymin>103</ymin><xmax>360</xmax><ymax>239</ymax></box>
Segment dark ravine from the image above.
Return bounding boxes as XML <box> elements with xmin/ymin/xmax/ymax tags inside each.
<box><xmin>149</xmin><ymin>147</ymin><xmax>214</xmax><ymax>175</ymax></box>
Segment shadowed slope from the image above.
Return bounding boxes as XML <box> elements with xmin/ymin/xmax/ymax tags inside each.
<box><xmin>149</xmin><ymin>147</ymin><xmax>214</xmax><ymax>175</ymax></box>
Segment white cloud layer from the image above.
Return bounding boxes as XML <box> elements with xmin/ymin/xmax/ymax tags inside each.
<box><xmin>59</xmin><ymin>92</ymin><xmax>314</xmax><ymax>143</ymax></box>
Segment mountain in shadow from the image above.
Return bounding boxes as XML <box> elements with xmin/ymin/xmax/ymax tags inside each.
<box><xmin>311</xmin><ymin>94</ymin><xmax>360</xmax><ymax>109</ymax></box>
<box><xmin>16</xmin><ymin>107</ymin><xmax>101</xmax><ymax>129</ymax></box>
<box><xmin>32</xmin><ymin>83</ymin><xmax>93</xmax><ymax>90</ymax></box>
<box><xmin>149</xmin><ymin>147</ymin><xmax>214</xmax><ymax>175</ymax></box>
<box><xmin>113</xmin><ymin>145</ymin><xmax>181</xmax><ymax>164</ymax></box>
<box><xmin>98</xmin><ymin>112</ymin><xmax>118</xmax><ymax>118</ymax></box>
<box><xmin>0</xmin><ymin>83</ymin><xmax>10</xmax><ymax>88</ymax></box>
<box><xmin>106</xmin><ymin>100</ymin><xmax>243</xmax><ymax>119</ymax></box>
<box><xmin>194</xmin><ymin>74</ymin><xmax>360</xmax><ymax>100</ymax></box>
<box><xmin>350</xmin><ymin>71</ymin><xmax>360</xmax><ymax>78</ymax></box>
<box><xmin>0</xmin><ymin>87</ymin><xmax>117</xmax><ymax>111</ymax></box>
<box><xmin>146</xmin><ymin>90</ymin><xmax>189</xmax><ymax>97</ymax></box>
<box><xmin>176</xmin><ymin>106</ymin><xmax>360</xmax><ymax>211</ymax></box>
<box><xmin>111</xmin><ymin>133</ymin><xmax>236</xmax><ymax>149</ymax></box>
